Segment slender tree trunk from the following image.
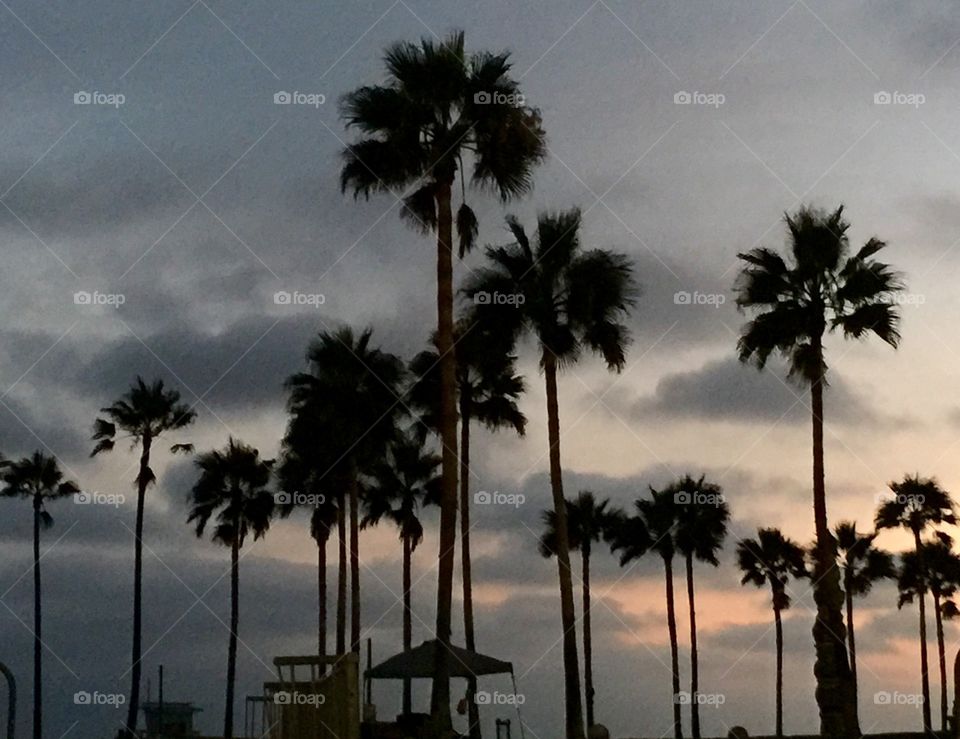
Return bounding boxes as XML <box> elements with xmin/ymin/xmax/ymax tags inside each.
<box><xmin>31</xmin><ymin>497</ymin><xmax>41</xmax><ymax>739</ymax></box>
<box><xmin>0</xmin><ymin>661</ymin><xmax>15</xmax><ymax>739</ymax></box>
<box><xmin>685</xmin><ymin>553</ymin><xmax>699</xmax><ymax>739</ymax></box>
<box><xmin>935</xmin><ymin>592</ymin><xmax>948</xmax><ymax>732</ymax></box>
<box><xmin>774</xmin><ymin>604</ymin><xmax>784</xmax><ymax>738</ymax></box>
<box><xmin>809</xmin><ymin>357</ymin><xmax>858</xmax><ymax>738</ymax></box>
<box><xmin>349</xmin><ymin>466</ymin><xmax>361</xmax><ymax>655</ymax></box>
<box><xmin>543</xmin><ymin>351</ymin><xmax>586</xmax><ymax>739</ymax></box>
<box><xmin>318</xmin><ymin>533</ymin><xmax>327</xmax><ymax>657</ymax></box>
<box><xmin>583</xmin><ymin>543</ymin><xmax>594</xmax><ymax>729</ymax></box>
<box><xmin>403</xmin><ymin>535</ymin><xmax>413</xmax><ymax>716</ymax></box>
<box><xmin>224</xmin><ymin>536</ymin><xmax>239</xmax><ymax>739</ymax></box>
<box><xmin>460</xmin><ymin>401</ymin><xmax>482</xmax><ymax>739</ymax></box>
<box><xmin>430</xmin><ymin>179</ymin><xmax>459</xmax><ymax>735</ymax></box>
<box><xmin>125</xmin><ymin>434</ymin><xmax>152</xmax><ymax>737</ymax></box>
<box><xmin>337</xmin><ymin>495</ymin><xmax>347</xmax><ymax>655</ymax></box>
<box><xmin>663</xmin><ymin>555</ymin><xmax>682</xmax><ymax>739</ymax></box>
<box><xmin>914</xmin><ymin>529</ymin><xmax>933</xmax><ymax>732</ymax></box>
<box><xmin>844</xmin><ymin>575</ymin><xmax>859</xmax><ymax>727</ymax></box>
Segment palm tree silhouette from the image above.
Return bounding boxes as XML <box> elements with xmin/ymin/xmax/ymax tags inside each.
<box><xmin>736</xmin><ymin>528</ymin><xmax>808</xmax><ymax>738</ymax></box>
<box><xmin>409</xmin><ymin>318</ymin><xmax>526</xmax><ymax>738</ymax></box>
<box><xmin>539</xmin><ymin>491</ymin><xmax>620</xmax><ymax>730</ymax></box>
<box><xmin>735</xmin><ymin>205</ymin><xmax>902</xmax><ymax>738</ymax></box>
<box><xmin>673</xmin><ymin>475</ymin><xmax>729</xmax><ymax>739</ymax></box>
<box><xmin>362</xmin><ymin>430</ymin><xmax>440</xmax><ymax>715</ymax></box>
<box><xmin>876</xmin><ymin>474</ymin><xmax>956</xmax><ymax>732</ymax></box>
<box><xmin>187</xmin><ymin>438</ymin><xmax>274</xmax><ymax>739</ymax></box>
<box><xmin>285</xmin><ymin>327</ymin><xmax>405</xmax><ymax>657</ymax></box>
<box><xmin>609</xmin><ymin>487</ymin><xmax>682</xmax><ymax>738</ymax></box>
<box><xmin>340</xmin><ymin>31</ymin><xmax>546</xmax><ymax>730</ymax></box>
<box><xmin>465</xmin><ymin>209</ymin><xmax>636</xmax><ymax>739</ymax></box>
<box><xmin>91</xmin><ymin>377</ymin><xmax>195</xmax><ymax>738</ymax></box>
<box><xmin>0</xmin><ymin>452</ymin><xmax>76</xmax><ymax>739</ymax></box>
<box><xmin>834</xmin><ymin>521</ymin><xmax>894</xmax><ymax>724</ymax></box>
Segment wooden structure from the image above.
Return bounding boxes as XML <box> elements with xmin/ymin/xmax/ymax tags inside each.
<box><xmin>263</xmin><ymin>654</ymin><xmax>360</xmax><ymax>739</ymax></box>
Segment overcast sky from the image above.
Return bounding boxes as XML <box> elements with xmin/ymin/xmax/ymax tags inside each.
<box><xmin>4</xmin><ymin>1</ymin><xmax>960</xmax><ymax>737</ymax></box>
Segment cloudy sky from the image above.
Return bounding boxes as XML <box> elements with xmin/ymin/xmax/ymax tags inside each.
<box><xmin>4</xmin><ymin>1</ymin><xmax>960</xmax><ymax>737</ymax></box>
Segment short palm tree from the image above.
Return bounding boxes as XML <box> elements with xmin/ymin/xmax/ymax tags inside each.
<box><xmin>876</xmin><ymin>475</ymin><xmax>956</xmax><ymax>732</ymax></box>
<box><xmin>736</xmin><ymin>205</ymin><xmax>902</xmax><ymax>738</ymax></box>
<box><xmin>465</xmin><ymin>209</ymin><xmax>636</xmax><ymax>739</ymax></box>
<box><xmin>737</xmin><ymin>528</ymin><xmax>808</xmax><ymax>738</ymax></box>
<box><xmin>285</xmin><ymin>327</ymin><xmax>405</xmax><ymax>658</ymax></box>
<box><xmin>673</xmin><ymin>475</ymin><xmax>729</xmax><ymax>739</ymax></box>
<box><xmin>409</xmin><ymin>318</ymin><xmax>526</xmax><ymax>738</ymax></box>
<box><xmin>187</xmin><ymin>438</ymin><xmax>274</xmax><ymax>739</ymax></box>
<box><xmin>539</xmin><ymin>491</ymin><xmax>620</xmax><ymax>730</ymax></box>
<box><xmin>340</xmin><ymin>32</ymin><xmax>546</xmax><ymax>730</ymax></box>
<box><xmin>91</xmin><ymin>377</ymin><xmax>195</xmax><ymax>738</ymax></box>
<box><xmin>834</xmin><ymin>521</ymin><xmax>894</xmax><ymax>724</ymax></box>
<box><xmin>0</xmin><ymin>452</ymin><xmax>76</xmax><ymax>739</ymax></box>
<box><xmin>361</xmin><ymin>431</ymin><xmax>440</xmax><ymax>716</ymax></box>
<box><xmin>609</xmin><ymin>487</ymin><xmax>681</xmax><ymax>739</ymax></box>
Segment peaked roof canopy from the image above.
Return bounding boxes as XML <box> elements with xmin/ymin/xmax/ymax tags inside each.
<box><xmin>365</xmin><ymin>640</ymin><xmax>514</xmax><ymax>679</ymax></box>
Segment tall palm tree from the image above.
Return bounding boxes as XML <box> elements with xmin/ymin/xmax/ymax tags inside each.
<box><xmin>673</xmin><ymin>475</ymin><xmax>729</xmax><ymax>739</ymax></box>
<box><xmin>187</xmin><ymin>438</ymin><xmax>274</xmax><ymax>739</ymax></box>
<box><xmin>736</xmin><ymin>528</ymin><xmax>808</xmax><ymax>738</ymax></box>
<box><xmin>285</xmin><ymin>327</ymin><xmax>405</xmax><ymax>658</ymax></box>
<box><xmin>91</xmin><ymin>377</ymin><xmax>195</xmax><ymax>738</ymax></box>
<box><xmin>409</xmin><ymin>318</ymin><xmax>526</xmax><ymax>739</ymax></box>
<box><xmin>735</xmin><ymin>205</ymin><xmax>902</xmax><ymax>738</ymax></box>
<box><xmin>834</xmin><ymin>521</ymin><xmax>894</xmax><ymax>724</ymax></box>
<box><xmin>0</xmin><ymin>452</ymin><xmax>76</xmax><ymax>739</ymax></box>
<box><xmin>609</xmin><ymin>487</ymin><xmax>682</xmax><ymax>738</ymax></box>
<box><xmin>362</xmin><ymin>431</ymin><xmax>440</xmax><ymax>716</ymax></box>
<box><xmin>340</xmin><ymin>32</ymin><xmax>546</xmax><ymax>730</ymax></box>
<box><xmin>876</xmin><ymin>475</ymin><xmax>956</xmax><ymax>732</ymax></box>
<box><xmin>539</xmin><ymin>492</ymin><xmax>620</xmax><ymax>730</ymax></box>
<box><xmin>465</xmin><ymin>209</ymin><xmax>636</xmax><ymax>739</ymax></box>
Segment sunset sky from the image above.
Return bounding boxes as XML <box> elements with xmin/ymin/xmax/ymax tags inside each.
<box><xmin>3</xmin><ymin>1</ymin><xmax>960</xmax><ymax>737</ymax></box>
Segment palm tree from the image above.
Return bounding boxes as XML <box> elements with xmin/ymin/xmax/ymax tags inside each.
<box><xmin>735</xmin><ymin>205</ymin><xmax>902</xmax><ymax>738</ymax></box>
<box><xmin>285</xmin><ymin>327</ymin><xmax>405</xmax><ymax>658</ymax></box>
<box><xmin>187</xmin><ymin>438</ymin><xmax>274</xmax><ymax>739</ymax></box>
<box><xmin>362</xmin><ymin>431</ymin><xmax>440</xmax><ymax>716</ymax></box>
<box><xmin>609</xmin><ymin>487</ymin><xmax>682</xmax><ymax>739</ymax></box>
<box><xmin>409</xmin><ymin>318</ymin><xmax>526</xmax><ymax>738</ymax></box>
<box><xmin>340</xmin><ymin>32</ymin><xmax>546</xmax><ymax>731</ymax></box>
<box><xmin>736</xmin><ymin>528</ymin><xmax>808</xmax><ymax>738</ymax></box>
<box><xmin>673</xmin><ymin>475</ymin><xmax>730</xmax><ymax>739</ymax></box>
<box><xmin>465</xmin><ymin>209</ymin><xmax>636</xmax><ymax>739</ymax></box>
<box><xmin>876</xmin><ymin>475</ymin><xmax>956</xmax><ymax>732</ymax></box>
<box><xmin>91</xmin><ymin>377</ymin><xmax>195</xmax><ymax>738</ymax></box>
<box><xmin>0</xmin><ymin>452</ymin><xmax>76</xmax><ymax>739</ymax></box>
<box><xmin>539</xmin><ymin>492</ymin><xmax>620</xmax><ymax>731</ymax></box>
<box><xmin>834</xmin><ymin>521</ymin><xmax>894</xmax><ymax>724</ymax></box>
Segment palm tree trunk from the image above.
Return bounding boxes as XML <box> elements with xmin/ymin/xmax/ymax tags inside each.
<box><xmin>583</xmin><ymin>543</ymin><xmax>594</xmax><ymax>730</ymax></box>
<box><xmin>125</xmin><ymin>434</ymin><xmax>152</xmax><ymax>737</ymax></box>
<box><xmin>403</xmin><ymin>535</ymin><xmax>413</xmax><ymax>716</ymax></box>
<box><xmin>0</xmin><ymin>661</ymin><xmax>16</xmax><ymax>739</ymax></box>
<box><xmin>349</xmin><ymin>465</ymin><xmax>361</xmax><ymax>655</ymax></box>
<box><xmin>774</xmin><ymin>604</ymin><xmax>784</xmax><ymax>738</ymax></box>
<box><xmin>685</xmin><ymin>553</ymin><xmax>699</xmax><ymax>739</ymax></box>
<box><xmin>224</xmin><ymin>536</ymin><xmax>239</xmax><ymax>739</ymax></box>
<box><xmin>337</xmin><ymin>494</ymin><xmax>347</xmax><ymax>655</ymax></box>
<box><xmin>543</xmin><ymin>351</ymin><xmax>586</xmax><ymax>739</ymax></box>
<box><xmin>460</xmin><ymin>401</ymin><xmax>482</xmax><ymax>739</ymax></box>
<box><xmin>844</xmin><ymin>576</ymin><xmax>859</xmax><ymax>727</ymax></box>
<box><xmin>430</xmin><ymin>179</ymin><xmax>459</xmax><ymax>733</ymax></box>
<box><xmin>663</xmin><ymin>554</ymin><xmax>682</xmax><ymax>739</ymax></box>
<box><xmin>914</xmin><ymin>529</ymin><xmax>932</xmax><ymax>732</ymax></box>
<box><xmin>318</xmin><ymin>534</ymin><xmax>327</xmax><ymax>657</ymax></box>
<box><xmin>31</xmin><ymin>498</ymin><xmax>41</xmax><ymax>739</ymax></box>
<box><xmin>934</xmin><ymin>592</ymin><xmax>948</xmax><ymax>732</ymax></box>
<box><xmin>809</xmin><ymin>359</ymin><xmax>858</xmax><ymax>738</ymax></box>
